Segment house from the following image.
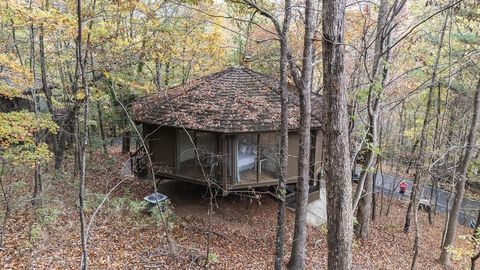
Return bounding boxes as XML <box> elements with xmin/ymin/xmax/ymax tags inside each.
<box><xmin>132</xmin><ymin>67</ymin><xmax>324</xmax><ymax>193</ymax></box>
<box><xmin>0</xmin><ymin>68</ymin><xmax>49</xmax><ymax>113</ymax></box>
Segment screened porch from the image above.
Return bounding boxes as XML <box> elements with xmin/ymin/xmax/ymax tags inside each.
<box><xmin>173</xmin><ymin>130</ymin><xmax>284</xmax><ymax>187</ymax></box>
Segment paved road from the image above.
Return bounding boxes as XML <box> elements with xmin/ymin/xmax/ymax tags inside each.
<box><xmin>367</xmin><ymin>171</ymin><xmax>479</xmax><ymax>228</ymax></box>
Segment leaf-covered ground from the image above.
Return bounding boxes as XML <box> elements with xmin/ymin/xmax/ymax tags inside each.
<box><xmin>0</xmin><ymin>149</ymin><xmax>474</xmax><ymax>269</ymax></box>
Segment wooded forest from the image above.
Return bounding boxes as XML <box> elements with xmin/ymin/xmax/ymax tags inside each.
<box><xmin>0</xmin><ymin>0</ymin><xmax>479</xmax><ymax>269</ymax></box>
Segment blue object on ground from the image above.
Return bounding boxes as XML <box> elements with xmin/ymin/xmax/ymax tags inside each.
<box><xmin>144</xmin><ymin>192</ymin><xmax>168</xmax><ymax>204</ymax></box>
<box><xmin>144</xmin><ymin>192</ymin><xmax>169</xmax><ymax>212</ymax></box>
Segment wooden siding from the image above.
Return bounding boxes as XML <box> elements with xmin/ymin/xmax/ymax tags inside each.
<box><xmin>287</xmin><ymin>132</ymin><xmax>299</xmax><ymax>180</ymax></box>
<box><xmin>143</xmin><ymin>125</ymin><xmax>176</xmax><ymax>174</ymax></box>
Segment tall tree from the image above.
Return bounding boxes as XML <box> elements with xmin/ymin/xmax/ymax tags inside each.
<box><xmin>76</xmin><ymin>0</ymin><xmax>89</xmax><ymax>268</ymax></box>
<box><xmin>28</xmin><ymin>0</ymin><xmax>43</xmax><ymax>207</ymax></box>
<box><xmin>322</xmin><ymin>0</ymin><xmax>353</xmax><ymax>269</ymax></box>
<box><xmin>354</xmin><ymin>0</ymin><xmax>406</xmax><ymax>239</ymax></box>
<box><xmin>286</xmin><ymin>0</ymin><xmax>315</xmax><ymax>268</ymax></box>
<box><xmin>440</xmin><ymin>78</ymin><xmax>480</xmax><ymax>266</ymax></box>
<box><xmin>353</xmin><ymin>0</ymin><xmax>390</xmax><ymax>239</ymax></box>
<box><xmin>404</xmin><ymin>3</ymin><xmax>450</xmax><ymax>234</ymax></box>
<box><xmin>274</xmin><ymin>0</ymin><xmax>292</xmax><ymax>268</ymax></box>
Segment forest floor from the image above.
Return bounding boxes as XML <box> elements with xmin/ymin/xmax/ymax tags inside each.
<box><xmin>0</xmin><ymin>147</ymin><xmax>475</xmax><ymax>269</ymax></box>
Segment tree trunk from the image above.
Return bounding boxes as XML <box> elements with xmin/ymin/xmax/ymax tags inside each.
<box><xmin>274</xmin><ymin>0</ymin><xmax>291</xmax><ymax>268</ymax></box>
<box><xmin>440</xmin><ymin>78</ymin><xmax>480</xmax><ymax>266</ymax></box>
<box><xmin>354</xmin><ymin>0</ymin><xmax>395</xmax><ymax>239</ymax></box>
<box><xmin>164</xmin><ymin>62</ymin><xmax>170</xmax><ymax>87</ymax></box>
<box><xmin>155</xmin><ymin>59</ymin><xmax>162</xmax><ymax>89</ymax></box>
<box><xmin>122</xmin><ymin>111</ymin><xmax>131</xmax><ymax>154</ymax></box>
<box><xmin>356</xmin><ymin>171</ymin><xmax>373</xmax><ymax>238</ymax></box>
<box><xmin>10</xmin><ymin>19</ymin><xmax>24</xmax><ymax>66</ymax></box>
<box><xmin>321</xmin><ymin>0</ymin><xmax>353</xmax><ymax>269</ymax></box>
<box><xmin>89</xmin><ymin>51</ymin><xmax>107</xmax><ymax>155</ymax></box>
<box><xmin>29</xmin><ymin>12</ymin><xmax>43</xmax><ymax>207</ymax></box>
<box><xmin>0</xmin><ymin>161</ymin><xmax>10</xmax><ymax>248</ymax></box>
<box><xmin>287</xmin><ymin>0</ymin><xmax>314</xmax><ymax>268</ymax></box>
<box><xmin>372</xmin><ymin>129</ymin><xmax>383</xmax><ymax>220</ymax></box>
<box><xmin>76</xmin><ymin>0</ymin><xmax>89</xmax><ymax>268</ymax></box>
<box><xmin>97</xmin><ymin>101</ymin><xmax>107</xmax><ymax>154</ymax></box>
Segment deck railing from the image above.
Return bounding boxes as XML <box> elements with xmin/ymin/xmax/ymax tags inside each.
<box><xmin>130</xmin><ymin>146</ymin><xmax>148</xmax><ymax>177</ymax></box>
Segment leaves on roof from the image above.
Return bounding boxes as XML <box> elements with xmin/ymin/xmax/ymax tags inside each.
<box><xmin>133</xmin><ymin>67</ymin><xmax>322</xmax><ymax>133</ymax></box>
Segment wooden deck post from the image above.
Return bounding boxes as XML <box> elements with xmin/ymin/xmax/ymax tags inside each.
<box><xmin>221</xmin><ymin>134</ymin><xmax>228</xmax><ymax>194</ymax></box>
<box><xmin>256</xmin><ymin>133</ymin><xmax>260</xmax><ymax>183</ymax></box>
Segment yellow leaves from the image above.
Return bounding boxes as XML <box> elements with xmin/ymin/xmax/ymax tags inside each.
<box><xmin>446</xmin><ymin>228</ymin><xmax>480</xmax><ymax>262</ymax></box>
<box><xmin>90</xmin><ymin>86</ymin><xmax>110</xmax><ymax>102</ymax></box>
<box><xmin>1</xmin><ymin>0</ymin><xmax>77</xmax><ymax>40</ymax></box>
<box><xmin>0</xmin><ymin>53</ymin><xmax>32</xmax><ymax>82</ymax></box>
<box><xmin>3</xmin><ymin>142</ymin><xmax>53</xmax><ymax>166</ymax></box>
<box><xmin>0</xmin><ymin>54</ymin><xmax>33</xmax><ymax>99</ymax></box>
<box><xmin>0</xmin><ymin>111</ymin><xmax>57</xmax><ymax>165</ymax></box>
<box><xmin>51</xmin><ymin>97</ymin><xmax>65</xmax><ymax>109</ymax></box>
<box><xmin>403</xmin><ymin>129</ymin><xmax>416</xmax><ymax>141</ymax></box>
<box><xmin>109</xmin><ymin>73</ymin><xmax>154</xmax><ymax>95</ymax></box>
<box><xmin>76</xmin><ymin>90</ymin><xmax>86</xmax><ymax>101</ymax></box>
<box><xmin>0</xmin><ymin>111</ymin><xmax>57</xmax><ymax>148</ymax></box>
<box><xmin>0</xmin><ymin>82</ymin><xmax>26</xmax><ymax>99</ymax></box>
<box><xmin>89</xmin><ymin>21</ymin><xmax>110</xmax><ymax>42</ymax></box>
<box><xmin>446</xmin><ymin>244</ymin><xmax>475</xmax><ymax>261</ymax></box>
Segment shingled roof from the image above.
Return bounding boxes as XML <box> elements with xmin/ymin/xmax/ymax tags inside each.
<box><xmin>132</xmin><ymin>67</ymin><xmax>322</xmax><ymax>133</ymax></box>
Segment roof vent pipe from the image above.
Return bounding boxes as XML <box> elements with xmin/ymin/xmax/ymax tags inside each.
<box><xmin>243</xmin><ymin>55</ymin><xmax>252</xmax><ymax>69</ymax></box>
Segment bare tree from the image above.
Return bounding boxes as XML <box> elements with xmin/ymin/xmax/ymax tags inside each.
<box><xmin>286</xmin><ymin>0</ymin><xmax>315</xmax><ymax>268</ymax></box>
<box><xmin>76</xmin><ymin>0</ymin><xmax>89</xmax><ymax>268</ymax></box>
<box><xmin>440</xmin><ymin>78</ymin><xmax>480</xmax><ymax>266</ymax></box>
<box><xmin>0</xmin><ymin>161</ymin><xmax>10</xmax><ymax>248</ymax></box>
<box><xmin>28</xmin><ymin>0</ymin><xmax>43</xmax><ymax>207</ymax></box>
<box><xmin>322</xmin><ymin>0</ymin><xmax>353</xmax><ymax>269</ymax></box>
<box><xmin>404</xmin><ymin>2</ymin><xmax>450</xmax><ymax>235</ymax></box>
<box><xmin>353</xmin><ymin>0</ymin><xmax>390</xmax><ymax>239</ymax></box>
<box><xmin>274</xmin><ymin>0</ymin><xmax>292</xmax><ymax>268</ymax></box>
<box><xmin>354</xmin><ymin>0</ymin><xmax>406</xmax><ymax>239</ymax></box>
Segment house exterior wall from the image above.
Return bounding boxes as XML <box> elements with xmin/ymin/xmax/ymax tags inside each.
<box><xmin>0</xmin><ymin>96</ymin><xmax>31</xmax><ymax>112</ymax></box>
<box><xmin>287</xmin><ymin>132</ymin><xmax>300</xmax><ymax>180</ymax></box>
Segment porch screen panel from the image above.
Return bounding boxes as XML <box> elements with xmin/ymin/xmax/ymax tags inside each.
<box><xmin>258</xmin><ymin>132</ymin><xmax>280</xmax><ymax>181</ymax></box>
<box><xmin>177</xmin><ymin>130</ymin><xmax>196</xmax><ymax>179</ymax></box>
<box><xmin>196</xmin><ymin>132</ymin><xmax>219</xmax><ymax>181</ymax></box>
<box><xmin>236</xmin><ymin>133</ymin><xmax>257</xmax><ymax>183</ymax></box>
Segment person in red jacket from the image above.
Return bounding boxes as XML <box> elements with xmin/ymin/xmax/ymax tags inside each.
<box><xmin>399</xmin><ymin>180</ymin><xmax>408</xmax><ymax>196</ymax></box>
